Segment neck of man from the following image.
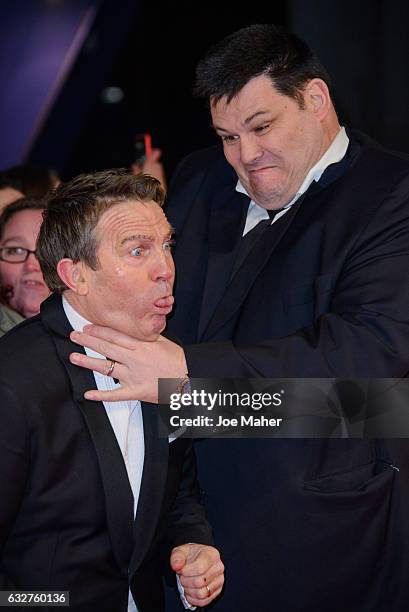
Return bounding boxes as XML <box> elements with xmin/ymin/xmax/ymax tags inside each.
<box><xmin>320</xmin><ymin>113</ymin><xmax>342</xmax><ymax>156</ymax></box>
<box><xmin>63</xmin><ymin>290</ymin><xmax>94</xmax><ymax>325</ymax></box>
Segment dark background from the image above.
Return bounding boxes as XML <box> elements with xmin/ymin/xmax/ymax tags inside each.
<box><xmin>3</xmin><ymin>0</ymin><xmax>409</xmax><ymax>182</ymax></box>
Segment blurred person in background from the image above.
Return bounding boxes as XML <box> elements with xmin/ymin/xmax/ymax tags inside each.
<box><xmin>0</xmin><ymin>171</ymin><xmax>24</xmax><ymax>212</ymax></box>
<box><xmin>132</xmin><ymin>148</ymin><xmax>167</xmax><ymax>190</ymax></box>
<box><xmin>0</xmin><ymin>302</ymin><xmax>23</xmax><ymax>337</ymax></box>
<box><xmin>0</xmin><ymin>198</ymin><xmax>50</xmax><ymax>319</ymax></box>
<box><xmin>0</xmin><ymin>164</ymin><xmax>61</xmax><ymax>198</ymax></box>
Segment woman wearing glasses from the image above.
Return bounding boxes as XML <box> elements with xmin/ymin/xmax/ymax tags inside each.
<box><xmin>0</xmin><ymin>198</ymin><xmax>50</xmax><ymax>321</ymax></box>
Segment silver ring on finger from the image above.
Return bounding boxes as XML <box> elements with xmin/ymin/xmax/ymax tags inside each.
<box><xmin>106</xmin><ymin>359</ymin><xmax>116</xmax><ymax>377</ymax></box>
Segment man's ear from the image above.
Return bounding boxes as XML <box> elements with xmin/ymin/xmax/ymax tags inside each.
<box><xmin>304</xmin><ymin>78</ymin><xmax>332</xmax><ymax>120</ymax></box>
<box><xmin>57</xmin><ymin>259</ymin><xmax>89</xmax><ymax>295</ymax></box>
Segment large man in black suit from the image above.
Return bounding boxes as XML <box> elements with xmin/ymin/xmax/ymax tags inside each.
<box><xmin>0</xmin><ymin>170</ymin><xmax>225</xmax><ymax>611</ymax></box>
<box><xmin>69</xmin><ymin>26</ymin><xmax>409</xmax><ymax>611</ymax></box>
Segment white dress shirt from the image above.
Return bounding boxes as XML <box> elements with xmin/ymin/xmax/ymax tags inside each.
<box><xmin>62</xmin><ymin>297</ymin><xmax>195</xmax><ymax>611</ymax></box>
<box><xmin>237</xmin><ymin>126</ymin><xmax>350</xmax><ymax>235</ymax></box>
<box><xmin>63</xmin><ymin>296</ymin><xmax>143</xmax><ymax>612</ymax></box>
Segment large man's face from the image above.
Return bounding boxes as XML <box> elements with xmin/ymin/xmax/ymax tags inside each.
<box><xmin>75</xmin><ymin>200</ymin><xmax>175</xmax><ymax>341</ymax></box>
<box><xmin>211</xmin><ymin>75</ymin><xmax>329</xmax><ymax>210</ymax></box>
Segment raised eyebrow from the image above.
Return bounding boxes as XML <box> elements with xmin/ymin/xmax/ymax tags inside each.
<box><xmin>120</xmin><ymin>234</ymin><xmax>153</xmax><ymax>246</ymax></box>
<box><xmin>120</xmin><ymin>229</ymin><xmax>174</xmax><ymax>246</ymax></box>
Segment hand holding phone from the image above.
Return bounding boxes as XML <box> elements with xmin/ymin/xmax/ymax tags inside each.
<box><xmin>131</xmin><ymin>133</ymin><xmax>166</xmax><ymax>188</ymax></box>
<box><xmin>134</xmin><ymin>133</ymin><xmax>152</xmax><ymax>165</ymax></box>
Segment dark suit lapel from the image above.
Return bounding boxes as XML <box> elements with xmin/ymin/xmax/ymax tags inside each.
<box><xmin>203</xmin><ymin>199</ymin><xmax>301</xmax><ymax>340</ymax></box>
<box><xmin>41</xmin><ymin>294</ymin><xmax>135</xmax><ymax>575</ymax></box>
<box><xmin>197</xmin><ymin>187</ymin><xmax>249</xmax><ymax>339</ymax></box>
<box><xmin>129</xmin><ymin>403</ymin><xmax>169</xmax><ymax>573</ymax></box>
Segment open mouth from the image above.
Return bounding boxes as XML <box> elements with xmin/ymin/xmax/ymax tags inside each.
<box><xmin>22</xmin><ymin>279</ymin><xmax>45</xmax><ymax>290</ymax></box>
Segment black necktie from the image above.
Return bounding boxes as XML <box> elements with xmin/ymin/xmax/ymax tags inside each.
<box><xmin>267</xmin><ymin>208</ymin><xmax>284</xmax><ymax>220</ymax></box>
<box><xmin>231</xmin><ymin>208</ymin><xmax>284</xmax><ymax>278</ymax></box>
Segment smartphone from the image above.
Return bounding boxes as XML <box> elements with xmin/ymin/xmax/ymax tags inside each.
<box><xmin>134</xmin><ymin>133</ymin><xmax>152</xmax><ymax>164</ymax></box>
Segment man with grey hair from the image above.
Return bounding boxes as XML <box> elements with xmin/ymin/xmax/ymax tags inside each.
<box><xmin>0</xmin><ymin>170</ymin><xmax>224</xmax><ymax>611</ymax></box>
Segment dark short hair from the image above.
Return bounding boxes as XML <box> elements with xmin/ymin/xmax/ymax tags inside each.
<box><xmin>0</xmin><ymin>197</ymin><xmax>47</xmax><ymax>242</ymax></box>
<box><xmin>37</xmin><ymin>169</ymin><xmax>165</xmax><ymax>293</ymax></box>
<box><xmin>194</xmin><ymin>24</ymin><xmax>331</xmax><ymax>107</ymax></box>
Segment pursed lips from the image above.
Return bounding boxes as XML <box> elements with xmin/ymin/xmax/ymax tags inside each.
<box><xmin>153</xmin><ymin>295</ymin><xmax>174</xmax><ymax>314</ymax></box>
<box><xmin>248</xmin><ymin>164</ymin><xmax>277</xmax><ymax>173</ymax></box>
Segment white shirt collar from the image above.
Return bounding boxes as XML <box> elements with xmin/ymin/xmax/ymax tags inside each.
<box><xmin>63</xmin><ymin>294</ymin><xmax>95</xmax><ymax>341</ymax></box>
<box><xmin>292</xmin><ymin>125</ymin><xmax>349</xmax><ymax>196</ymax></box>
<box><xmin>62</xmin><ymin>295</ymin><xmax>111</xmax><ymax>365</ymax></box>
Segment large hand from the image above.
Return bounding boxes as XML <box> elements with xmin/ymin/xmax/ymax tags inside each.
<box><xmin>69</xmin><ymin>326</ymin><xmax>187</xmax><ymax>403</ymax></box>
<box><xmin>171</xmin><ymin>544</ymin><xmax>224</xmax><ymax>608</ymax></box>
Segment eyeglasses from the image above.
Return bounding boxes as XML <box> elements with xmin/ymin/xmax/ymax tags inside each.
<box><xmin>0</xmin><ymin>246</ymin><xmax>37</xmax><ymax>263</ymax></box>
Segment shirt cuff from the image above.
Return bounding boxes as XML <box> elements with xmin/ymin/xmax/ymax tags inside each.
<box><xmin>176</xmin><ymin>573</ymin><xmax>196</xmax><ymax>610</ymax></box>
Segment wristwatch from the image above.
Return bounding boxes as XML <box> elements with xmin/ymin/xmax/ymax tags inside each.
<box><xmin>177</xmin><ymin>374</ymin><xmax>191</xmax><ymax>395</ymax></box>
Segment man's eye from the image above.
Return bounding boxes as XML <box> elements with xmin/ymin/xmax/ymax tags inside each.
<box><xmin>221</xmin><ymin>134</ymin><xmax>239</xmax><ymax>144</ymax></box>
<box><xmin>130</xmin><ymin>247</ymin><xmax>143</xmax><ymax>257</ymax></box>
<box><xmin>164</xmin><ymin>239</ymin><xmax>175</xmax><ymax>251</ymax></box>
<box><xmin>255</xmin><ymin>123</ymin><xmax>270</xmax><ymax>133</ymax></box>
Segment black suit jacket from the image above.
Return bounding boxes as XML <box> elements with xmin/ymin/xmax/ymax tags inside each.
<box><xmin>165</xmin><ymin>130</ymin><xmax>409</xmax><ymax>611</ymax></box>
<box><xmin>0</xmin><ymin>294</ymin><xmax>213</xmax><ymax>612</ymax></box>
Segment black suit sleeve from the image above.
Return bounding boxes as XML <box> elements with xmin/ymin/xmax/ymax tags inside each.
<box><xmin>0</xmin><ymin>380</ymin><xmax>29</xmax><ymax>547</ymax></box>
<box><xmin>185</xmin><ymin>172</ymin><xmax>409</xmax><ymax>378</ymax></box>
<box><xmin>164</xmin><ymin>440</ymin><xmax>213</xmax><ymax>550</ymax></box>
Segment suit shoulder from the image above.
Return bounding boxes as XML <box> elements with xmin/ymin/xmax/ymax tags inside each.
<box><xmin>171</xmin><ymin>144</ymin><xmax>235</xmax><ymax>186</ymax></box>
<box><xmin>175</xmin><ymin>144</ymin><xmax>226</xmax><ymax>170</ymax></box>
<box><xmin>166</xmin><ymin>145</ymin><xmax>236</xmax><ymax>226</ymax></box>
<box><xmin>0</xmin><ymin>315</ymin><xmax>51</xmax><ymax>367</ymax></box>
<box><xmin>350</xmin><ymin>129</ymin><xmax>409</xmax><ymax>177</ymax></box>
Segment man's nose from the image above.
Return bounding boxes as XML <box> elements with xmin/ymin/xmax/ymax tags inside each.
<box><xmin>152</xmin><ymin>250</ymin><xmax>174</xmax><ymax>281</ymax></box>
<box><xmin>239</xmin><ymin>135</ymin><xmax>263</xmax><ymax>165</ymax></box>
